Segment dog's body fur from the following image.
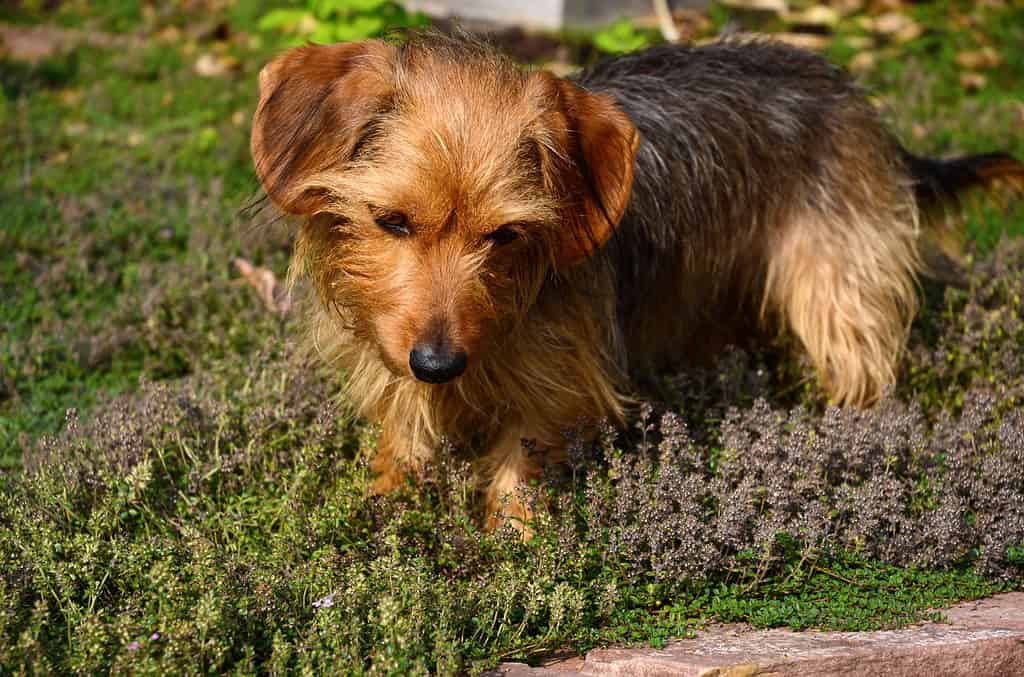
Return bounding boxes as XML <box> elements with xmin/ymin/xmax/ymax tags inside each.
<box><xmin>251</xmin><ymin>32</ymin><xmax>1023</xmax><ymax>531</ymax></box>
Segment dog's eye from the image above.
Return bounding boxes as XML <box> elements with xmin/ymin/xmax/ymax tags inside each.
<box><xmin>486</xmin><ymin>225</ymin><xmax>519</xmax><ymax>247</ymax></box>
<box><xmin>374</xmin><ymin>211</ymin><xmax>410</xmax><ymax>236</ymax></box>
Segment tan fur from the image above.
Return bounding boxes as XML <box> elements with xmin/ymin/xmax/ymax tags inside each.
<box><xmin>763</xmin><ymin>207</ymin><xmax>920</xmax><ymax>406</ymax></box>
<box><xmin>762</xmin><ymin>133</ymin><xmax>922</xmax><ymax>406</ymax></box>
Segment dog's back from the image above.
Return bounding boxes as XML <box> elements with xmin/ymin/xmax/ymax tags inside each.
<box><xmin>574</xmin><ymin>38</ymin><xmax>1021</xmax><ymax>404</ymax></box>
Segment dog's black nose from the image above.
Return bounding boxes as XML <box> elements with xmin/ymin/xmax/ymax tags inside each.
<box><xmin>409</xmin><ymin>342</ymin><xmax>467</xmax><ymax>383</ymax></box>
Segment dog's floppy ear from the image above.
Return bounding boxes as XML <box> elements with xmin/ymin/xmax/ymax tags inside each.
<box><xmin>531</xmin><ymin>72</ymin><xmax>639</xmax><ymax>268</ymax></box>
<box><xmin>251</xmin><ymin>41</ymin><xmax>394</xmax><ymax>215</ymax></box>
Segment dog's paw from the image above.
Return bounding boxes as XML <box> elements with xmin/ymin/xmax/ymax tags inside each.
<box><xmin>367</xmin><ymin>469</ymin><xmax>406</xmax><ymax>496</ymax></box>
<box><xmin>484</xmin><ymin>493</ymin><xmax>535</xmax><ymax>541</ymax></box>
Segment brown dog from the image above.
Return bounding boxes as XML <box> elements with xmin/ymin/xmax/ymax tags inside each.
<box><xmin>250</xmin><ymin>31</ymin><xmax>1023</xmax><ymax>532</ymax></box>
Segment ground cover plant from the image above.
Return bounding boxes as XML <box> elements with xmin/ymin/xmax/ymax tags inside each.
<box><xmin>2</xmin><ymin>0</ymin><xmax>1024</xmax><ymax>673</ymax></box>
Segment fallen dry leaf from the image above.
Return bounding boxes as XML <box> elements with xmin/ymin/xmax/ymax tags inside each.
<box><xmin>848</xmin><ymin>51</ymin><xmax>876</xmax><ymax>74</ymax></box>
<box><xmin>956</xmin><ymin>47</ymin><xmax>1002</xmax><ymax>70</ymax></box>
<box><xmin>960</xmin><ymin>72</ymin><xmax>988</xmax><ymax>92</ymax></box>
<box><xmin>234</xmin><ymin>258</ymin><xmax>292</xmax><ymax>316</ymax></box>
<box><xmin>671</xmin><ymin>8</ymin><xmax>713</xmax><ymax>42</ymax></box>
<box><xmin>772</xmin><ymin>32</ymin><xmax>832</xmax><ymax>51</ymax></box>
<box><xmin>871</xmin><ymin>12</ymin><xmax>913</xmax><ymax>34</ymax></box>
<box><xmin>59</xmin><ymin>88</ymin><xmax>83</xmax><ymax>106</ymax></box>
<box><xmin>845</xmin><ymin>35</ymin><xmax>876</xmax><ymax>50</ymax></box>
<box><xmin>952</xmin><ymin>12</ymin><xmax>976</xmax><ymax>29</ymax></box>
<box><xmin>893</xmin><ymin>22</ymin><xmax>922</xmax><ymax>44</ymax></box>
<box><xmin>0</xmin><ymin>22</ymin><xmax>128</xmax><ymax>62</ymax></box>
<box><xmin>867</xmin><ymin>12</ymin><xmax>923</xmax><ymax>43</ymax></box>
<box><xmin>157</xmin><ymin>25</ymin><xmax>182</xmax><ymax>43</ymax></box>
<box><xmin>719</xmin><ymin>0</ymin><xmax>788</xmax><ymax>13</ymax></box>
<box><xmin>0</xmin><ymin>24</ymin><xmax>63</xmax><ymax>62</ymax></box>
<box><xmin>868</xmin><ymin>0</ymin><xmax>907</xmax><ymax>13</ymax></box>
<box><xmin>63</xmin><ymin>121</ymin><xmax>89</xmax><ymax>136</ymax></box>
<box><xmin>194</xmin><ymin>53</ymin><xmax>240</xmax><ymax>78</ymax></box>
<box><xmin>831</xmin><ymin>0</ymin><xmax>865</xmax><ymax>15</ymax></box>
<box><xmin>544</xmin><ymin>61</ymin><xmax>575</xmax><ymax>76</ymax></box>
<box><xmin>785</xmin><ymin>5</ymin><xmax>840</xmax><ymax>28</ymax></box>
<box><xmin>189</xmin><ymin>20</ymin><xmax>231</xmax><ymax>43</ymax></box>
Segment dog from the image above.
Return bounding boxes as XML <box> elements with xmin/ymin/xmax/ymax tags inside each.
<box><xmin>250</xmin><ymin>31</ymin><xmax>1023</xmax><ymax>532</ymax></box>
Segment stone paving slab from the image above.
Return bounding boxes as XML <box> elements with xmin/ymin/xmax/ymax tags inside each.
<box><xmin>491</xmin><ymin>593</ymin><xmax>1024</xmax><ymax>676</ymax></box>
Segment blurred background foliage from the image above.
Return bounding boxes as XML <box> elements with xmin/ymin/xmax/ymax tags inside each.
<box><xmin>258</xmin><ymin>0</ymin><xmax>428</xmax><ymax>44</ymax></box>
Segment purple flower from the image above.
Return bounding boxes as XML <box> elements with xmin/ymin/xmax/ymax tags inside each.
<box><xmin>312</xmin><ymin>592</ymin><xmax>336</xmax><ymax>609</ymax></box>
<box><xmin>150</xmin><ymin>632</ymin><xmax>160</xmax><ymax>641</ymax></box>
<box><xmin>128</xmin><ymin>641</ymin><xmax>140</xmax><ymax>651</ymax></box>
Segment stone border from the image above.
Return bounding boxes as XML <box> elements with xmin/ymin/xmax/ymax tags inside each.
<box><xmin>493</xmin><ymin>593</ymin><xmax>1024</xmax><ymax>676</ymax></box>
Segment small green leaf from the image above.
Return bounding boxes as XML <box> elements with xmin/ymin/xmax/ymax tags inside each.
<box><xmin>257</xmin><ymin>8</ymin><xmax>313</xmax><ymax>32</ymax></box>
<box><xmin>310</xmin><ymin>22</ymin><xmax>337</xmax><ymax>44</ymax></box>
<box><xmin>332</xmin><ymin>14</ymin><xmax>386</xmax><ymax>41</ymax></box>
<box><xmin>340</xmin><ymin>0</ymin><xmax>391</xmax><ymax>12</ymax></box>
<box><xmin>593</xmin><ymin>19</ymin><xmax>649</xmax><ymax>55</ymax></box>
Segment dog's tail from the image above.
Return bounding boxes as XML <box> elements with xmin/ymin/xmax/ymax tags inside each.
<box><xmin>906</xmin><ymin>151</ymin><xmax>1024</xmax><ymax>211</ymax></box>
<box><xmin>904</xmin><ymin>150</ymin><xmax>1024</xmax><ymax>271</ymax></box>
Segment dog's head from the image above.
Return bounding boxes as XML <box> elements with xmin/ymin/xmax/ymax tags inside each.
<box><xmin>251</xmin><ymin>33</ymin><xmax>638</xmax><ymax>384</ymax></box>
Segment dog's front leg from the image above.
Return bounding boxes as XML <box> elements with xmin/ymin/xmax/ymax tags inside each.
<box><xmin>368</xmin><ymin>415</ymin><xmax>435</xmax><ymax>495</ymax></box>
<box><xmin>480</xmin><ymin>424</ymin><xmax>545</xmax><ymax>538</ymax></box>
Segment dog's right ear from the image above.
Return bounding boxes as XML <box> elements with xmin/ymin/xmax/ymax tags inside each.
<box><xmin>251</xmin><ymin>41</ymin><xmax>394</xmax><ymax>215</ymax></box>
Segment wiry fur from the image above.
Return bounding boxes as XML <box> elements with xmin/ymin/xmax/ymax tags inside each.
<box><xmin>251</xmin><ymin>31</ymin><xmax>1023</xmax><ymax>532</ymax></box>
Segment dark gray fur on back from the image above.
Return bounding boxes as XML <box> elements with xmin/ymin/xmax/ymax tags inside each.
<box><xmin>570</xmin><ymin>38</ymin><xmax>899</xmax><ymax>367</ymax></box>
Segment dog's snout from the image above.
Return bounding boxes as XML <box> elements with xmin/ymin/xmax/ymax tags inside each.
<box><xmin>409</xmin><ymin>341</ymin><xmax>467</xmax><ymax>384</ymax></box>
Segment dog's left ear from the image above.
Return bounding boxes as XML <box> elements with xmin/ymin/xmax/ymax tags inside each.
<box><xmin>531</xmin><ymin>72</ymin><xmax>640</xmax><ymax>268</ymax></box>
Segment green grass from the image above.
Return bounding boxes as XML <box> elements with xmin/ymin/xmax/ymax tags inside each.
<box><xmin>2</xmin><ymin>1</ymin><xmax>1024</xmax><ymax>673</ymax></box>
<box><xmin>0</xmin><ymin>34</ymin><xmax>285</xmax><ymax>464</ymax></box>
